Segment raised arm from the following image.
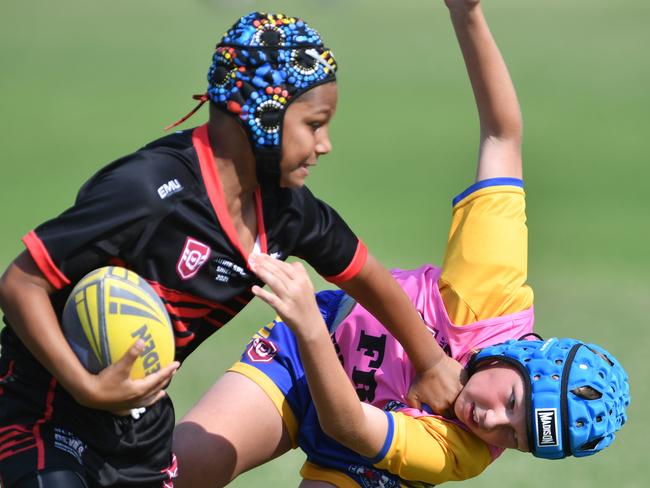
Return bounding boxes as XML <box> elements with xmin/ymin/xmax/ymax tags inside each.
<box><xmin>446</xmin><ymin>0</ymin><xmax>522</xmax><ymax>180</ymax></box>
<box><xmin>439</xmin><ymin>1</ymin><xmax>531</xmax><ymax>326</ymax></box>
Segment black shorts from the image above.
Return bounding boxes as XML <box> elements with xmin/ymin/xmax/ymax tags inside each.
<box><xmin>0</xmin><ymin>329</ymin><xmax>176</xmax><ymax>488</ymax></box>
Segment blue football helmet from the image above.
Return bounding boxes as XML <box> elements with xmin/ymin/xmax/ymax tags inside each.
<box><xmin>468</xmin><ymin>337</ymin><xmax>629</xmax><ymax>459</ymax></box>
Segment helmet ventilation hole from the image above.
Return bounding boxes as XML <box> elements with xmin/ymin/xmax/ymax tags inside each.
<box><xmin>588</xmin><ymin>347</ymin><xmax>614</xmax><ymax>366</ymax></box>
<box><xmin>555</xmin><ymin>359</ymin><xmax>563</xmax><ymax>365</ymax></box>
<box><xmin>571</xmin><ymin>386</ymin><xmax>602</xmax><ymax>400</ymax></box>
<box><xmin>580</xmin><ymin>436</ymin><xmax>603</xmax><ymax>451</ymax></box>
<box><xmin>552</xmin><ymin>374</ymin><xmax>560</xmax><ymax>380</ymax></box>
<box><xmin>533</xmin><ymin>374</ymin><xmax>541</xmax><ymax>381</ymax></box>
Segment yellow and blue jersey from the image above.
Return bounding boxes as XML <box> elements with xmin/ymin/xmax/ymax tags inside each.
<box><xmin>230</xmin><ymin>178</ymin><xmax>534</xmax><ymax>486</ymax></box>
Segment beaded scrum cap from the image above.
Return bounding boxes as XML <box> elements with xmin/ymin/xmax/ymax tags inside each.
<box><xmin>468</xmin><ymin>338</ymin><xmax>629</xmax><ymax>460</ymax></box>
<box><xmin>168</xmin><ymin>12</ymin><xmax>337</xmax><ymax>187</ymax></box>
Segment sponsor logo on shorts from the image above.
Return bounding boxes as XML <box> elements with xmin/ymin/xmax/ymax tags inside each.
<box><xmin>536</xmin><ymin>408</ymin><xmax>559</xmax><ymax>447</ymax></box>
<box><xmin>347</xmin><ymin>465</ymin><xmax>402</xmax><ymax>488</ymax></box>
<box><xmin>54</xmin><ymin>427</ymin><xmax>86</xmax><ymax>464</ymax></box>
<box><xmin>176</xmin><ymin>237</ymin><xmax>211</xmax><ymax>280</ymax></box>
<box><xmin>246</xmin><ymin>337</ymin><xmax>278</xmax><ymax>363</ymax></box>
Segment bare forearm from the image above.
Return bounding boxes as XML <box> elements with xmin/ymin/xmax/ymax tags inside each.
<box><xmin>248</xmin><ymin>254</ymin><xmax>387</xmax><ymax>456</ymax></box>
<box><xmin>1</xmin><ymin>252</ymin><xmax>178</xmax><ymax>412</ymax></box>
<box><xmin>0</xmin><ymin>257</ymin><xmax>92</xmax><ymax>397</ymax></box>
<box><xmin>448</xmin><ymin>3</ymin><xmax>522</xmax><ymax>179</ymax></box>
<box><xmin>294</xmin><ymin>324</ymin><xmax>386</xmax><ymax>457</ymax></box>
<box><xmin>450</xmin><ymin>4</ymin><xmax>521</xmax><ymax>139</ymax></box>
<box><xmin>341</xmin><ymin>255</ymin><xmax>445</xmax><ymax>372</ymax></box>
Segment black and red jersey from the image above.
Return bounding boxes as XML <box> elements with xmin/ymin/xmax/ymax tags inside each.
<box><xmin>11</xmin><ymin>124</ymin><xmax>367</xmax><ymax>363</ymax></box>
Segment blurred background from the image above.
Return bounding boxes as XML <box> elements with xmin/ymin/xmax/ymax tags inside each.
<box><xmin>1</xmin><ymin>0</ymin><xmax>648</xmax><ymax>486</ymax></box>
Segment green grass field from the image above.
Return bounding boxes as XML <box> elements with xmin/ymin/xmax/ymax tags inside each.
<box><xmin>1</xmin><ymin>0</ymin><xmax>648</xmax><ymax>486</ymax></box>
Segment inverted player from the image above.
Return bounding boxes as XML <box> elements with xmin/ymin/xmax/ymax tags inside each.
<box><xmin>0</xmin><ymin>11</ymin><xmax>462</xmax><ymax>488</ymax></box>
<box><xmin>173</xmin><ymin>1</ymin><xmax>630</xmax><ymax>486</ymax></box>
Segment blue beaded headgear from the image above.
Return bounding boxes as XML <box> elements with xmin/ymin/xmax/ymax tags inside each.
<box><xmin>166</xmin><ymin>12</ymin><xmax>337</xmax><ymax>185</ymax></box>
<box><xmin>468</xmin><ymin>338</ymin><xmax>629</xmax><ymax>459</ymax></box>
<box><xmin>167</xmin><ymin>12</ymin><xmax>337</xmax><ymax>187</ymax></box>
<box><xmin>210</xmin><ymin>12</ymin><xmax>336</xmax><ymax>185</ymax></box>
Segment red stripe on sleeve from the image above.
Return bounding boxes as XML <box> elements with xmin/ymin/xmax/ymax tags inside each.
<box><xmin>21</xmin><ymin>231</ymin><xmax>70</xmax><ymax>290</ymax></box>
<box><xmin>323</xmin><ymin>240</ymin><xmax>368</xmax><ymax>284</ymax></box>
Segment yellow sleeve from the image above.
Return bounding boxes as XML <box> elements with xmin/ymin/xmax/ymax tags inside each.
<box><xmin>374</xmin><ymin>412</ymin><xmax>492</xmax><ymax>484</ymax></box>
<box><xmin>439</xmin><ymin>182</ymin><xmax>534</xmax><ymax>326</ymax></box>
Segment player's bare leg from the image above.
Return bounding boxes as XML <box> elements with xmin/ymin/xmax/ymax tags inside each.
<box><xmin>173</xmin><ymin>372</ymin><xmax>292</xmax><ymax>488</ymax></box>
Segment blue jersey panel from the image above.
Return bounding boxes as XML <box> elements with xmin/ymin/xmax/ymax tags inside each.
<box><xmin>237</xmin><ymin>290</ymin><xmax>406</xmax><ymax>487</ymax></box>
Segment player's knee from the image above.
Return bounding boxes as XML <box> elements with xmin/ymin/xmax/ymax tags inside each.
<box><xmin>174</xmin><ymin>421</ymin><xmax>238</xmax><ymax>488</ymax></box>
<box><xmin>13</xmin><ymin>469</ymin><xmax>89</xmax><ymax>488</ymax></box>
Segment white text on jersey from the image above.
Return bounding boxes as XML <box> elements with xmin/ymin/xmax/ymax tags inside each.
<box><xmin>157</xmin><ymin>179</ymin><xmax>183</xmax><ymax>199</ymax></box>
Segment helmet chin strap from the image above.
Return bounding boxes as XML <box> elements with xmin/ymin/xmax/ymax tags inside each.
<box><xmin>559</xmin><ymin>343</ymin><xmax>582</xmax><ymax>458</ymax></box>
<box><xmin>254</xmin><ymin>146</ymin><xmax>282</xmax><ymax>188</ymax></box>
<box><xmin>164</xmin><ymin>94</ymin><xmax>209</xmax><ymax>132</ymax></box>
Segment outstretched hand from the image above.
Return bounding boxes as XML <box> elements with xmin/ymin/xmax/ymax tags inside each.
<box><xmin>74</xmin><ymin>340</ymin><xmax>179</xmax><ymax>415</ymax></box>
<box><xmin>248</xmin><ymin>254</ymin><xmax>324</xmax><ymax>336</ymax></box>
<box><xmin>406</xmin><ymin>354</ymin><xmax>466</xmax><ymax>418</ymax></box>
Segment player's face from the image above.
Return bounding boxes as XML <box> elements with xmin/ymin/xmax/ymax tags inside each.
<box><xmin>454</xmin><ymin>361</ymin><xmax>529</xmax><ymax>451</ymax></box>
<box><xmin>279</xmin><ymin>82</ymin><xmax>337</xmax><ymax>188</ymax></box>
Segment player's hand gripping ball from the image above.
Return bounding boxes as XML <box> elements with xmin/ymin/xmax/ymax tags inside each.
<box><xmin>62</xmin><ymin>266</ymin><xmax>175</xmax><ymax>379</ymax></box>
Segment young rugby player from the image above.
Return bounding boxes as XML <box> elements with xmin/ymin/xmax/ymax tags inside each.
<box><xmin>173</xmin><ymin>1</ymin><xmax>630</xmax><ymax>486</ymax></box>
<box><xmin>0</xmin><ymin>11</ymin><xmax>461</xmax><ymax>488</ymax></box>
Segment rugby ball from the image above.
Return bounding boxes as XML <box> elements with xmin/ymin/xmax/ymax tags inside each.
<box><xmin>62</xmin><ymin>266</ymin><xmax>175</xmax><ymax>379</ymax></box>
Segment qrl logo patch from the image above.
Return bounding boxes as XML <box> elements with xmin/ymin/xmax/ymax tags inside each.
<box><xmin>176</xmin><ymin>237</ymin><xmax>211</xmax><ymax>280</ymax></box>
<box><xmin>246</xmin><ymin>338</ymin><xmax>278</xmax><ymax>363</ymax></box>
<box><xmin>536</xmin><ymin>408</ymin><xmax>559</xmax><ymax>447</ymax></box>
<box><xmin>347</xmin><ymin>465</ymin><xmax>401</xmax><ymax>488</ymax></box>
